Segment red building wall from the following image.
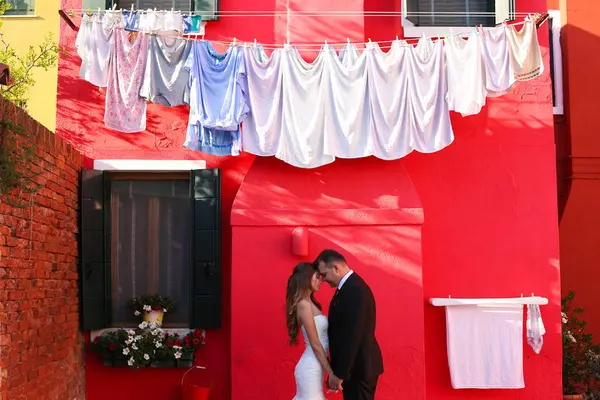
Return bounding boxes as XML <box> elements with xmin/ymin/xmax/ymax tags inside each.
<box><xmin>56</xmin><ymin>0</ymin><xmax>561</xmax><ymax>398</ymax></box>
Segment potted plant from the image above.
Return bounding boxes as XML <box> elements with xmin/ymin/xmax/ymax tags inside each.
<box><xmin>90</xmin><ymin>327</ymin><xmax>205</xmax><ymax>369</ymax></box>
<box><xmin>127</xmin><ymin>294</ymin><xmax>176</xmax><ymax>327</ymax></box>
<box><xmin>562</xmin><ymin>291</ymin><xmax>600</xmax><ymax>399</ymax></box>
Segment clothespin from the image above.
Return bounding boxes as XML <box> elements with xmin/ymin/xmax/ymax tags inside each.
<box><xmin>532</xmin><ymin>293</ymin><xmax>535</xmax><ymax>297</ymax></box>
<box><xmin>368</xmin><ymin>38</ymin><xmax>372</xmax><ymax>42</ymax></box>
<box><xmin>473</xmin><ymin>27</ymin><xmax>479</xmax><ymax>36</ymax></box>
<box><xmin>97</xmin><ymin>7</ymin><xmax>101</xmax><ymax>15</ymax></box>
<box><xmin>347</xmin><ymin>37</ymin><xmax>350</xmax><ymax>45</ymax></box>
<box><xmin>396</xmin><ymin>35</ymin><xmax>399</xmax><ymax>41</ymax></box>
<box><xmin>171</xmin><ymin>7</ymin><xmax>174</xmax><ymax>12</ymax></box>
<box><xmin>233</xmin><ymin>37</ymin><xmax>237</xmax><ymax>45</ymax></box>
<box><xmin>131</xmin><ymin>4</ymin><xmax>134</xmax><ymax>12</ymax></box>
<box><xmin>521</xmin><ymin>293</ymin><xmax>524</xmax><ymax>297</ymax></box>
<box><xmin>324</xmin><ymin>39</ymin><xmax>328</xmax><ymax>45</ymax></box>
<box><xmin>87</xmin><ymin>8</ymin><xmax>91</xmax><ymax>16</ymax></box>
<box><xmin>254</xmin><ymin>38</ymin><xmax>257</xmax><ymax>47</ymax></box>
<box><xmin>112</xmin><ymin>3</ymin><xmax>117</xmax><ymax>10</ymax></box>
<box><xmin>448</xmin><ymin>295</ymin><xmax>451</xmax><ymax>299</ymax></box>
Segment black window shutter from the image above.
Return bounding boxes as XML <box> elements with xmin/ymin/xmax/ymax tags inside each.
<box><xmin>80</xmin><ymin>169</ymin><xmax>110</xmax><ymax>330</ymax></box>
<box><xmin>190</xmin><ymin>169</ymin><xmax>222</xmax><ymax>329</ymax></box>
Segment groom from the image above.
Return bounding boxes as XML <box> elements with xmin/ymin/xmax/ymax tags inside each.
<box><xmin>314</xmin><ymin>249</ymin><xmax>384</xmax><ymax>400</ymax></box>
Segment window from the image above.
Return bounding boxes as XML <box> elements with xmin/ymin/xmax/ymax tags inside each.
<box><xmin>108</xmin><ymin>0</ymin><xmax>219</xmax><ymax>20</ymax></box>
<box><xmin>3</xmin><ymin>0</ymin><xmax>35</xmax><ymax>16</ymax></box>
<box><xmin>402</xmin><ymin>0</ymin><xmax>516</xmax><ymax>37</ymax></box>
<box><xmin>80</xmin><ymin>169</ymin><xmax>222</xmax><ymax>331</ymax></box>
<box><xmin>110</xmin><ymin>177</ymin><xmax>191</xmax><ymax>327</ymax></box>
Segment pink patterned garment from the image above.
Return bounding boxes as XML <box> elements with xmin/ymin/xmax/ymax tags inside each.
<box><xmin>104</xmin><ymin>29</ymin><xmax>149</xmax><ymax>133</ymax></box>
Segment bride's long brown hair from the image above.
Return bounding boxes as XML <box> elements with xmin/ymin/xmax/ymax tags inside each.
<box><xmin>286</xmin><ymin>262</ymin><xmax>322</xmax><ymax>345</ymax></box>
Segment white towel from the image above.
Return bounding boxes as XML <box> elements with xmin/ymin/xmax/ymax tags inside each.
<box><xmin>526</xmin><ymin>304</ymin><xmax>545</xmax><ymax>354</ymax></box>
<box><xmin>446</xmin><ymin>304</ymin><xmax>525</xmax><ymax>389</ymax></box>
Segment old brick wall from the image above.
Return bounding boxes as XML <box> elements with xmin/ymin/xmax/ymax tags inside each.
<box><xmin>0</xmin><ymin>98</ymin><xmax>85</xmax><ymax>399</ymax></box>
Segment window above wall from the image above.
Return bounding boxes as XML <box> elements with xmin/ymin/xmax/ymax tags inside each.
<box><xmin>402</xmin><ymin>0</ymin><xmax>516</xmax><ymax>37</ymax></box>
<box><xmin>3</xmin><ymin>0</ymin><xmax>35</xmax><ymax>16</ymax></box>
<box><xmin>106</xmin><ymin>0</ymin><xmax>219</xmax><ymax>20</ymax></box>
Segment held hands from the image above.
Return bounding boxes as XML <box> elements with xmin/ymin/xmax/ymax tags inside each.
<box><xmin>327</xmin><ymin>374</ymin><xmax>343</xmax><ymax>392</ymax></box>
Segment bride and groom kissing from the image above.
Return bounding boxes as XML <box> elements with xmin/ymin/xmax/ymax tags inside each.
<box><xmin>286</xmin><ymin>249</ymin><xmax>384</xmax><ymax>400</ymax></box>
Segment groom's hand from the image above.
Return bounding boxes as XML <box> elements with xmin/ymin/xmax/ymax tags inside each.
<box><xmin>328</xmin><ymin>375</ymin><xmax>343</xmax><ymax>391</ymax></box>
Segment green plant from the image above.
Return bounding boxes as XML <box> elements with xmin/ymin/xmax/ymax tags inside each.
<box><xmin>562</xmin><ymin>290</ymin><xmax>600</xmax><ymax>395</ymax></box>
<box><xmin>91</xmin><ymin>328</ymin><xmax>205</xmax><ymax>369</ymax></box>
<box><xmin>0</xmin><ymin>1</ymin><xmax>59</xmax><ymax>109</ymax></box>
<box><xmin>127</xmin><ymin>294</ymin><xmax>176</xmax><ymax>315</ymax></box>
<box><xmin>0</xmin><ymin>118</ymin><xmax>40</xmax><ymax>204</ymax></box>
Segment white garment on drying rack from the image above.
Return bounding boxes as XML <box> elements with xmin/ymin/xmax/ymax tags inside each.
<box><xmin>446</xmin><ymin>304</ymin><xmax>525</xmax><ymax>389</ymax></box>
<box><xmin>506</xmin><ymin>19</ymin><xmax>544</xmax><ymax>81</ymax></box>
<box><xmin>445</xmin><ymin>34</ymin><xmax>487</xmax><ymax>116</ymax></box>
<box><xmin>139</xmin><ymin>9</ymin><xmax>162</xmax><ymax>32</ymax></box>
<box><xmin>481</xmin><ymin>25</ymin><xmax>516</xmax><ymax>97</ymax></box>
<box><xmin>526</xmin><ymin>304</ymin><xmax>545</xmax><ymax>354</ymax></box>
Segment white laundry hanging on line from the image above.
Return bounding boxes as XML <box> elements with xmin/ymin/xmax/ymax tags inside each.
<box><xmin>445</xmin><ymin>34</ymin><xmax>488</xmax><ymax>117</ymax></box>
<box><xmin>240</xmin><ymin>38</ymin><xmax>453</xmax><ymax>168</ymax></box>
<box><xmin>481</xmin><ymin>25</ymin><xmax>516</xmax><ymax>97</ymax></box>
<box><xmin>526</xmin><ymin>304</ymin><xmax>546</xmax><ymax>354</ymax></box>
<box><xmin>104</xmin><ymin>29</ymin><xmax>149</xmax><ymax>133</ymax></box>
<box><xmin>76</xmin><ymin>13</ymin><xmax>115</xmax><ymax>88</ymax></box>
<box><xmin>506</xmin><ymin>19</ymin><xmax>544</xmax><ymax>81</ymax></box>
<box><xmin>445</xmin><ymin>304</ymin><xmax>525</xmax><ymax>389</ymax></box>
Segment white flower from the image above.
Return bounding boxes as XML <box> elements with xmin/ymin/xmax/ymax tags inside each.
<box><xmin>174</xmin><ymin>351</ymin><xmax>182</xmax><ymax>359</ymax></box>
<box><xmin>163</xmin><ymin>308</ymin><xmax>167</xmax><ymax>313</ymax></box>
<box><xmin>123</xmin><ymin>348</ymin><xmax>130</xmax><ymax>355</ymax></box>
<box><xmin>155</xmin><ymin>341</ymin><xmax>162</xmax><ymax>348</ymax></box>
<box><xmin>128</xmin><ymin>357</ymin><xmax>134</xmax><ymax>366</ymax></box>
<box><xmin>568</xmin><ymin>332</ymin><xmax>577</xmax><ymax>343</ymax></box>
<box><xmin>139</xmin><ymin>321</ymin><xmax>148</xmax><ymax>329</ymax></box>
<box><xmin>143</xmin><ymin>305</ymin><xmax>152</xmax><ymax>312</ymax></box>
<box><xmin>132</xmin><ymin>344</ymin><xmax>138</xmax><ymax>350</ymax></box>
<box><xmin>562</xmin><ymin>312</ymin><xmax>568</xmax><ymax>324</ymax></box>
<box><xmin>143</xmin><ymin>354</ymin><xmax>150</xmax><ymax>360</ymax></box>
<box><xmin>125</xmin><ymin>338</ymin><xmax>133</xmax><ymax>345</ymax></box>
<box><xmin>134</xmin><ymin>310</ymin><xmax>141</xmax><ymax>316</ymax></box>
<box><xmin>149</xmin><ymin>322</ymin><xmax>157</xmax><ymax>330</ymax></box>
<box><xmin>173</xmin><ymin>345</ymin><xmax>182</xmax><ymax>351</ymax></box>
<box><xmin>127</xmin><ymin>330</ymin><xmax>135</xmax><ymax>336</ymax></box>
<box><xmin>151</xmin><ymin>329</ymin><xmax>161</xmax><ymax>336</ymax></box>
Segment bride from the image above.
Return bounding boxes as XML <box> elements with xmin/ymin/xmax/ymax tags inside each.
<box><xmin>286</xmin><ymin>262</ymin><xmax>334</xmax><ymax>400</ymax></box>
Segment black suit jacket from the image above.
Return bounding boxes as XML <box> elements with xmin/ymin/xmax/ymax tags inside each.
<box><xmin>328</xmin><ymin>272</ymin><xmax>384</xmax><ymax>382</ymax></box>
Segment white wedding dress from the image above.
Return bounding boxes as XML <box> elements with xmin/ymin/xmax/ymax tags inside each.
<box><xmin>293</xmin><ymin>314</ymin><xmax>329</xmax><ymax>400</ymax></box>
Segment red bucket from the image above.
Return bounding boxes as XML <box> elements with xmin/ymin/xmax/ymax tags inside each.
<box><xmin>181</xmin><ymin>366</ymin><xmax>211</xmax><ymax>400</ymax></box>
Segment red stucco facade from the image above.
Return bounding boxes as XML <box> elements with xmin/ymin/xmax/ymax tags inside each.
<box><xmin>56</xmin><ymin>0</ymin><xmax>561</xmax><ymax>398</ymax></box>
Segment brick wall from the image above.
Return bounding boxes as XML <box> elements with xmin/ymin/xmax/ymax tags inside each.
<box><xmin>0</xmin><ymin>97</ymin><xmax>85</xmax><ymax>400</ymax></box>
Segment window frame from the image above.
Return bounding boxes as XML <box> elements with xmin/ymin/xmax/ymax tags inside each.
<box><xmin>106</xmin><ymin>172</ymin><xmax>193</xmax><ymax>329</ymax></box>
<box><xmin>105</xmin><ymin>0</ymin><xmax>219</xmax><ymax>20</ymax></box>
<box><xmin>80</xmin><ymin>160</ymin><xmax>223</xmax><ymax>337</ymax></box>
<box><xmin>401</xmin><ymin>0</ymin><xmax>515</xmax><ymax>38</ymax></box>
<box><xmin>3</xmin><ymin>0</ymin><xmax>36</xmax><ymax>17</ymax></box>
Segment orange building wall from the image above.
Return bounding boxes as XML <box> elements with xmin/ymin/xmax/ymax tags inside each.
<box><xmin>557</xmin><ymin>0</ymin><xmax>600</xmax><ymax>338</ymax></box>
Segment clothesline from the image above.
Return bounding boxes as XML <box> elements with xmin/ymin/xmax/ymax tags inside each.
<box><xmin>66</xmin><ymin>9</ymin><xmax>537</xmax><ymax>17</ymax></box>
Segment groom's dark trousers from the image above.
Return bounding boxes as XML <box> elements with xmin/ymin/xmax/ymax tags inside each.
<box><xmin>328</xmin><ymin>273</ymin><xmax>384</xmax><ymax>400</ymax></box>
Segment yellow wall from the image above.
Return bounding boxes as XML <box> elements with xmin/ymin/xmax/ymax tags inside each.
<box><xmin>1</xmin><ymin>1</ymin><xmax>61</xmax><ymax>131</ymax></box>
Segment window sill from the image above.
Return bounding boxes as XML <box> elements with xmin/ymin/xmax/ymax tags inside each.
<box><xmin>91</xmin><ymin>327</ymin><xmax>196</xmax><ymax>341</ymax></box>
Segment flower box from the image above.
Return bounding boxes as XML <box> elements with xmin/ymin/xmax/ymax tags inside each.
<box><xmin>102</xmin><ymin>351</ymin><xmax>129</xmax><ymax>367</ymax></box>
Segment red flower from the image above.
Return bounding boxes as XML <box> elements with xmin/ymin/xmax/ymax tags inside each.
<box><xmin>193</xmin><ymin>338</ymin><xmax>199</xmax><ymax>345</ymax></box>
<box><xmin>167</xmin><ymin>341</ymin><xmax>174</xmax><ymax>348</ymax></box>
<box><xmin>194</xmin><ymin>330</ymin><xmax>202</xmax><ymax>338</ymax></box>
<box><xmin>93</xmin><ymin>337</ymin><xmax>100</xmax><ymax>343</ymax></box>
<box><xmin>109</xmin><ymin>344</ymin><xmax>116</xmax><ymax>351</ymax></box>
<box><xmin>175</xmin><ymin>339</ymin><xmax>182</xmax><ymax>347</ymax></box>
<box><xmin>174</xmin><ymin>333</ymin><xmax>180</xmax><ymax>338</ymax></box>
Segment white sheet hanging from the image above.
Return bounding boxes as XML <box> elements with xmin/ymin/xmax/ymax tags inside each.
<box><xmin>446</xmin><ymin>304</ymin><xmax>525</xmax><ymax>389</ymax></box>
<box><xmin>76</xmin><ymin>14</ymin><xmax>114</xmax><ymax>88</ymax></box>
<box><xmin>445</xmin><ymin>34</ymin><xmax>487</xmax><ymax>116</ymax></box>
<box><xmin>481</xmin><ymin>25</ymin><xmax>516</xmax><ymax>97</ymax></box>
<box><xmin>240</xmin><ymin>39</ymin><xmax>454</xmax><ymax>168</ymax></box>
